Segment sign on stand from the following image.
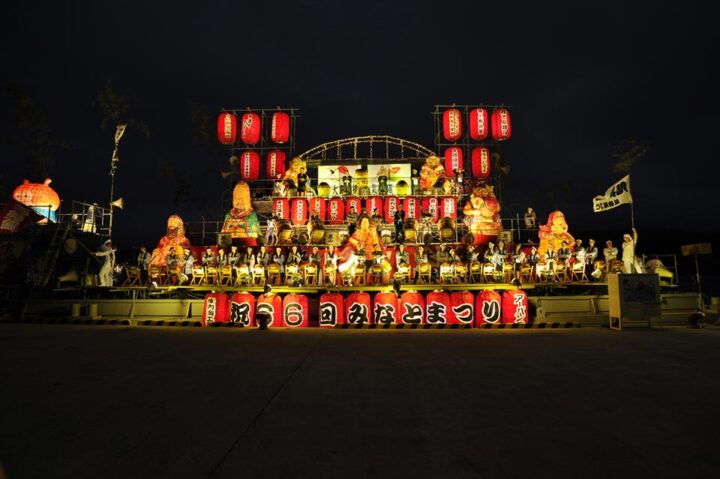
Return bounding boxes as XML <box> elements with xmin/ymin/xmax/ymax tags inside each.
<box><xmin>608</xmin><ymin>274</ymin><xmax>661</xmax><ymax>331</ymax></box>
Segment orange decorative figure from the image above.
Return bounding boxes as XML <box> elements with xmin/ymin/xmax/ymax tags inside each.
<box><xmin>12</xmin><ymin>178</ymin><xmax>61</xmax><ymax>223</ymax></box>
<box><xmin>149</xmin><ymin>215</ymin><xmax>192</xmax><ymax>268</ymax></box>
<box><xmin>419</xmin><ymin>155</ymin><xmax>445</xmax><ymax>193</ymax></box>
<box><xmin>221</xmin><ymin>181</ymin><xmax>259</xmax><ymax>239</ymax></box>
<box><xmin>538</xmin><ymin>211</ymin><xmax>575</xmax><ymax>256</ymax></box>
<box><xmin>462</xmin><ymin>185</ymin><xmax>502</xmax><ymax>243</ymax></box>
<box><xmin>338</xmin><ymin>215</ymin><xmax>384</xmax><ymax>275</ymax></box>
<box><xmin>283</xmin><ymin>157</ymin><xmax>307</xmax><ymax>190</ymax></box>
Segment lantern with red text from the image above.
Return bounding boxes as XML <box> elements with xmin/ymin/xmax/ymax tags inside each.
<box><xmin>403</xmin><ymin>196</ymin><xmax>420</xmax><ymax>220</ymax></box>
<box><xmin>471</xmin><ymin>147</ymin><xmax>492</xmax><ymax>180</ymax></box>
<box><xmin>475</xmin><ymin>290</ymin><xmax>502</xmax><ymax>325</ymax></box>
<box><xmin>441</xmin><ymin>196</ymin><xmax>457</xmax><ymax>220</ymax></box>
<box><xmin>230</xmin><ymin>292</ymin><xmax>255</xmax><ymax>327</ymax></box>
<box><xmin>272</xmin><ymin>198</ymin><xmax>289</xmax><ymax>220</ymax></box>
<box><xmin>309</xmin><ymin>197</ymin><xmax>326</xmax><ymax>222</ymax></box>
<box><xmin>426</xmin><ymin>290</ymin><xmax>451</xmax><ymax>325</ymax></box>
<box><xmin>290</xmin><ymin>198</ymin><xmax>308</xmax><ymax>226</ymax></box>
<box><xmin>202</xmin><ymin>292</ymin><xmax>230</xmax><ymax>326</ymax></box>
<box><xmin>240</xmin><ymin>112</ymin><xmax>261</xmax><ymax>145</ymax></box>
<box><xmin>266</xmin><ymin>150</ymin><xmax>286</xmax><ymax>178</ymax></box>
<box><xmin>271</xmin><ymin>112</ymin><xmax>290</xmax><ymax>144</ymax></box>
<box><xmin>366</xmin><ymin>196</ymin><xmax>383</xmax><ymax>218</ymax></box>
<box><xmin>421</xmin><ymin>197</ymin><xmax>440</xmax><ymax>222</ymax></box>
<box><xmin>345</xmin><ymin>197</ymin><xmax>362</xmax><ymax>217</ymax></box>
<box><xmin>320</xmin><ymin>292</ymin><xmax>345</xmax><ymax>327</ymax></box>
<box><xmin>257</xmin><ymin>293</ymin><xmax>283</xmax><ymax>327</ymax></box>
<box><xmin>399</xmin><ymin>290</ymin><xmax>425</xmax><ymax>324</ymax></box>
<box><xmin>374</xmin><ymin>291</ymin><xmax>399</xmax><ymax>325</ymax></box>
<box><xmin>327</xmin><ymin>198</ymin><xmax>345</xmax><ymax>225</ymax></box>
<box><xmin>283</xmin><ymin>293</ymin><xmax>309</xmax><ymax>328</ymax></box>
<box><xmin>444</xmin><ymin>147</ymin><xmax>463</xmax><ymax>177</ymax></box>
<box><xmin>240</xmin><ymin>151</ymin><xmax>260</xmax><ymax>181</ymax></box>
<box><xmin>491</xmin><ymin>108</ymin><xmax>512</xmax><ymax>141</ymax></box>
<box><xmin>384</xmin><ymin>196</ymin><xmax>400</xmax><ymax>223</ymax></box>
<box><xmin>449</xmin><ymin>291</ymin><xmax>474</xmax><ymax>325</ymax></box>
<box><xmin>502</xmin><ymin>290</ymin><xmax>529</xmax><ymax>324</ymax></box>
<box><xmin>469</xmin><ymin>108</ymin><xmax>489</xmax><ymax>141</ymax></box>
<box><xmin>443</xmin><ymin>108</ymin><xmax>463</xmax><ymax>142</ymax></box>
<box><xmin>217</xmin><ymin>112</ymin><xmax>237</xmax><ymax>145</ymax></box>
<box><xmin>345</xmin><ymin>292</ymin><xmax>372</xmax><ymax>325</ymax></box>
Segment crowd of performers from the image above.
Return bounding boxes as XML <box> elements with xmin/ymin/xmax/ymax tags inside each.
<box><xmin>129</xmin><ymin>214</ymin><xmax>640</xmax><ymax>288</ymax></box>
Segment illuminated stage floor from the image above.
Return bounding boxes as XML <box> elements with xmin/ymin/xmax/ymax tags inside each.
<box><xmin>1</xmin><ymin>324</ymin><xmax>718</xmax><ymax>478</ymax></box>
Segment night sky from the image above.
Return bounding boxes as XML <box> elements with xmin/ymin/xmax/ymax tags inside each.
<box><xmin>2</xmin><ymin>1</ymin><xmax>718</xmax><ymax>251</ymax></box>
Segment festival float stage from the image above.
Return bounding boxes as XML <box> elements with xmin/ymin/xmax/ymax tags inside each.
<box><xmin>0</xmin><ymin>106</ymin><xmax>702</xmax><ymax>330</ymax></box>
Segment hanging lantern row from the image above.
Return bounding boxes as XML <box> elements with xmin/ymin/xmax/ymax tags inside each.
<box><xmin>202</xmin><ymin>289</ymin><xmax>529</xmax><ymax>327</ymax></box>
<box><xmin>272</xmin><ymin>196</ymin><xmax>457</xmax><ymax>225</ymax></box>
<box><xmin>442</xmin><ymin>108</ymin><xmax>512</xmax><ymax>142</ymax></box>
<box><xmin>216</xmin><ymin>111</ymin><xmax>291</xmax><ymax>145</ymax></box>
<box><xmin>442</xmin><ymin>146</ymin><xmax>492</xmax><ymax>180</ymax></box>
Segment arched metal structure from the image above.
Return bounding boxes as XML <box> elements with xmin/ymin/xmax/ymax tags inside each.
<box><xmin>298</xmin><ymin>135</ymin><xmax>436</xmax><ymax>166</ymax></box>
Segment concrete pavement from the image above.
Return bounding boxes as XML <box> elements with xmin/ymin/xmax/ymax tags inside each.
<box><xmin>1</xmin><ymin>324</ymin><xmax>719</xmax><ymax>478</ymax></box>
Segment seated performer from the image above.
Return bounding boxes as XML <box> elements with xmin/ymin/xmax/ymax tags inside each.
<box><xmin>182</xmin><ymin>249</ymin><xmax>194</xmax><ymax>283</ymax></box>
<box><xmin>217</xmin><ymin>248</ymin><xmax>227</xmax><ymax>266</ymax></box>
<box><xmin>272</xmin><ymin>247</ymin><xmax>286</xmax><ymax>273</ymax></box>
<box><xmin>572</xmin><ymin>239</ymin><xmax>587</xmax><ymax>268</ymax></box>
<box><xmin>512</xmin><ymin>244</ymin><xmax>527</xmax><ymax>280</ymax></box>
<box><xmin>604</xmin><ymin>240</ymin><xmax>618</xmax><ymax>273</ymax></box>
<box><xmin>433</xmin><ymin>243</ymin><xmax>450</xmax><ymax>282</ymax></box>
<box><xmin>202</xmin><ymin>247</ymin><xmax>217</xmax><ymax>268</ymax></box>
<box><xmin>414</xmin><ymin>245</ymin><xmax>430</xmax><ymax>283</ymax></box>
<box><xmin>544</xmin><ymin>244</ymin><xmax>558</xmax><ymax>279</ymax></box>
<box><xmin>255</xmin><ymin>246</ymin><xmax>270</xmax><ymax>269</ymax></box>
<box><xmin>557</xmin><ymin>241</ymin><xmax>571</xmax><ymax>263</ymax></box>
<box><xmin>228</xmin><ymin>245</ymin><xmax>241</xmax><ymax>267</ymax></box>
<box><xmin>166</xmin><ymin>246</ymin><xmax>180</xmax><ymax>274</ymax></box>
<box><xmin>585</xmin><ymin>239</ymin><xmax>599</xmax><ymax>279</ymax></box>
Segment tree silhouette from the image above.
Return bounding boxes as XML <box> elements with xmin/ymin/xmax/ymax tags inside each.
<box><xmin>92</xmin><ymin>79</ymin><xmax>149</xmax><ymax>138</ymax></box>
<box><xmin>612</xmin><ymin>137</ymin><xmax>649</xmax><ymax>173</ymax></box>
<box><xmin>2</xmin><ymin>83</ymin><xmax>69</xmax><ymax>179</ymax></box>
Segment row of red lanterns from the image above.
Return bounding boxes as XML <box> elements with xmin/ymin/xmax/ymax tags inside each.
<box><xmin>442</xmin><ymin>108</ymin><xmax>511</xmax><ymax>142</ymax></box>
<box><xmin>444</xmin><ymin>146</ymin><xmax>492</xmax><ymax>179</ymax></box>
<box><xmin>236</xmin><ymin>150</ymin><xmax>287</xmax><ymax>180</ymax></box>
<box><xmin>272</xmin><ymin>195</ymin><xmax>457</xmax><ymax>225</ymax></box>
<box><xmin>217</xmin><ymin>111</ymin><xmax>291</xmax><ymax>146</ymax></box>
<box><xmin>202</xmin><ymin>289</ymin><xmax>529</xmax><ymax>327</ymax></box>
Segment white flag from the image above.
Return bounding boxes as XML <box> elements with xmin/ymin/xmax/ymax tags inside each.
<box><xmin>593</xmin><ymin>175</ymin><xmax>632</xmax><ymax>213</ymax></box>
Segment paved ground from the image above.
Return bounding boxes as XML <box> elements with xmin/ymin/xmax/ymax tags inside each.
<box><xmin>1</xmin><ymin>324</ymin><xmax>719</xmax><ymax>479</ymax></box>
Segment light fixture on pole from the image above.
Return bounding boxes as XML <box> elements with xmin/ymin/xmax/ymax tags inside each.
<box><xmin>108</xmin><ymin>124</ymin><xmax>127</xmax><ymax>238</ymax></box>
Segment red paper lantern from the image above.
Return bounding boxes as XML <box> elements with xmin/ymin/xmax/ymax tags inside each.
<box><xmin>240</xmin><ymin>151</ymin><xmax>260</xmax><ymax>181</ymax></box>
<box><xmin>469</xmin><ymin>108</ymin><xmax>489</xmax><ymax>141</ymax></box>
<box><xmin>449</xmin><ymin>291</ymin><xmax>474</xmax><ymax>325</ymax></box>
<box><xmin>283</xmin><ymin>293</ymin><xmax>309</xmax><ymax>327</ymax></box>
<box><xmin>308</xmin><ymin>197</ymin><xmax>326</xmax><ymax>221</ymax></box>
<box><xmin>290</xmin><ymin>198</ymin><xmax>308</xmax><ymax>226</ymax></box>
<box><xmin>257</xmin><ymin>293</ymin><xmax>283</xmax><ymax>327</ymax></box>
<box><xmin>271</xmin><ymin>111</ymin><xmax>290</xmax><ymax>144</ymax></box>
<box><xmin>426</xmin><ymin>290</ymin><xmax>451</xmax><ymax>325</ymax></box>
<box><xmin>421</xmin><ymin>197</ymin><xmax>440</xmax><ymax>222</ymax></box>
<box><xmin>441</xmin><ymin>196</ymin><xmax>457</xmax><ymax>220</ymax></box>
<box><xmin>373</xmin><ymin>291</ymin><xmax>399</xmax><ymax>325</ymax></box>
<box><xmin>491</xmin><ymin>108</ymin><xmax>512</xmax><ymax>141</ymax></box>
<box><xmin>320</xmin><ymin>292</ymin><xmax>345</xmax><ymax>327</ymax></box>
<box><xmin>345</xmin><ymin>292</ymin><xmax>373</xmax><ymax>325</ymax></box>
<box><xmin>366</xmin><ymin>196</ymin><xmax>383</xmax><ymax>217</ymax></box>
<box><xmin>272</xmin><ymin>198</ymin><xmax>289</xmax><ymax>220</ymax></box>
<box><xmin>502</xmin><ymin>290</ymin><xmax>529</xmax><ymax>324</ymax></box>
<box><xmin>202</xmin><ymin>292</ymin><xmax>230</xmax><ymax>326</ymax></box>
<box><xmin>443</xmin><ymin>108</ymin><xmax>463</xmax><ymax>142</ymax></box>
<box><xmin>475</xmin><ymin>290</ymin><xmax>502</xmax><ymax>325</ymax></box>
<box><xmin>403</xmin><ymin>196</ymin><xmax>420</xmax><ymax>220</ymax></box>
<box><xmin>217</xmin><ymin>112</ymin><xmax>237</xmax><ymax>145</ymax></box>
<box><xmin>266</xmin><ymin>150</ymin><xmax>286</xmax><ymax>178</ymax></box>
<box><xmin>240</xmin><ymin>112</ymin><xmax>261</xmax><ymax>145</ymax></box>
<box><xmin>345</xmin><ymin>197</ymin><xmax>362</xmax><ymax>217</ymax></box>
<box><xmin>230</xmin><ymin>292</ymin><xmax>256</xmax><ymax>327</ymax></box>
<box><xmin>471</xmin><ymin>147</ymin><xmax>492</xmax><ymax>179</ymax></box>
<box><xmin>444</xmin><ymin>147</ymin><xmax>463</xmax><ymax>177</ymax></box>
<box><xmin>384</xmin><ymin>196</ymin><xmax>400</xmax><ymax>223</ymax></box>
<box><xmin>399</xmin><ymin>291</ymin><xmax>425</xmax><ymax>324</ymax></box>
<box><xmin>327</xmin><ymin>198</ymin><xmax>345</xmax><ymax>225</ymax></box>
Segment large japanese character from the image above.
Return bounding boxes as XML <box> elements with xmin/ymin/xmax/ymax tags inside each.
<box><xmin>230</xmin><ymin>301</ymin><xmax>251</xmax><ymax>326</ymax></box>
<box><xmin>513</xmin><ymin>294</ymin><xmax>527</xmax><ymax>324</ymax></box>
<box><xmin>426</xmin><ymin>302</ymin><xmax>447</xmax><ymax>324</ymax></box>
<box><xmin>374</xmin><ymin>303</ymin><xmax>396</xmax><ymax>325</ymax></box>
<box><xmin>481</xmin><ymin>300</ymin><xmax>501</xmax><ymax>324</ymax></box>
<box><xmin>284</xmin><ymin>302</ymin><xmax>304</xmax><ymax>327</ymax></box>
<box><xmin>347</xmin><ymin>302</ymin><xmax>369</xmax><ymax>324</ymax></box>
<box><xmin>452</xmin><ymin>303</ymin><xmax>473</xmax><ymax>324</ymax></box>
<box><xmin>401</xmin><ymin>303</ymin><xmax>423</xmax><ymax>324</ymax></box>
<box><xmin>320</xmin><ymin>302</ymin><xmax>338</xmax><ymax>327</ymax></box>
